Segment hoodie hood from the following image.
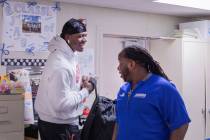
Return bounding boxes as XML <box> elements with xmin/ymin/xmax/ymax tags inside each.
<box><xmin>48</xmin><ymin>35</ymin><xmax>74</xmax><ymax>55</ymax></box>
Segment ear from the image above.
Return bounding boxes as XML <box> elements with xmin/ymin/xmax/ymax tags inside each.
<box><xmin>128</xmin><ymin>60</ymin><xmax>136</xmax><ymax>70</ymax></box>
<box><xmin>64</xmin><ymin>34</ymin><xmax>71</xmax><ymax>41</ymax></box>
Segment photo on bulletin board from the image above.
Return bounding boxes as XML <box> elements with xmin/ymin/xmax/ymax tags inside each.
<box><xmin>2</xmin><ymin>1</ymin><xmax>57</xmax><ymax>52</ymax></box>
<box><xmin>22</xmin><ymin>15</ymin><xmax>41</xmax><ymax>33</ymax></box>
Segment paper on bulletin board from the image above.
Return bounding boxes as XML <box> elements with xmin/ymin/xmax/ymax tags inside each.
<box><xmin>77</xmin><ymin>48</ymin><xmax>95</xmax><ymax>77</ymax></box>
<box><xmin>2</xmin><ymin>1</ymin><xmax>56</xmax><ymax>52</ymax></box>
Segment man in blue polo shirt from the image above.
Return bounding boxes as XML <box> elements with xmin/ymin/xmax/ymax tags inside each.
<box><xmin>112</xmin><ymin>46</ymin><xmax>190</xmax><ymax>140</ymax></box>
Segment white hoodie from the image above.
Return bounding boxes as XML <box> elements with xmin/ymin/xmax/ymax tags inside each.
<box><xmin>35</xmin><ymin>36</ymin><xmax>89</xmax><ymax>125</ymax></box>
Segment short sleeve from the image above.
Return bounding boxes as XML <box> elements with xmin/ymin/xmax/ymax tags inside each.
<box><xmin>158</xmin><ymin>84</ymin><xmax>191</xmax><ymax>131</ymax></box>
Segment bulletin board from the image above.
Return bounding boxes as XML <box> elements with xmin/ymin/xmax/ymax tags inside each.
<box><xmin>2</xmin><ymin>1</ymin><xmax>56</xmax><ymax>52</ymax></box>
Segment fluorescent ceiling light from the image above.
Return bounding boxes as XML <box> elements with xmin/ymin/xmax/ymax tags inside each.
<box><xmin>153</xmin><ymin>0</ymin><xmax>210</xmax><ymax>10</ymax></box>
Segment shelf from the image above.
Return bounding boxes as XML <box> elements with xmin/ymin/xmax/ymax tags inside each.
<box><xmin>150</xmin><ymin>36</ymin><xmax>176</xmax><ymax>40</ymax></box>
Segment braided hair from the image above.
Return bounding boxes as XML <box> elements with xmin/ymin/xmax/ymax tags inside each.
<box><xmin>119</xmin><ymin>46</ymin><xmax>170</xmax><ymax>81</ymax></box>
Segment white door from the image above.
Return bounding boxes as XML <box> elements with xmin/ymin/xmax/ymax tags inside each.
<box><xmin>98</xmin><ymin>36</ymin><xmax>124</xmax><ymax>99</ymax></box>
<box><xmin>182</xmin><ymin>41</ymin><xmax>206</xmax><ymax>140</ymax></box>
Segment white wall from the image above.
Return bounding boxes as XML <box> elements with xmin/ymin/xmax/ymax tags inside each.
<box><xmin>0</xmin><ymin>0</ymin><xmax>188</xmax><ymax>89</ymax></box>
<box><xmin>0</xmin><ymin>0</ymin><xmax>188</xmax><ymax>92</ymax></box>
<box><xmin>0</xmin><ymin>0</ymin><xmax>187</xmax><ymax>57</ymax></box>
<box><xmin>57</xmin><ymin>2</ymin><xmax>187</xmax><ymax>47</ymax></box>
<box><xmin>0</xmin><ymin>0</ymin><xmax>187</xmax><ymax>73</ymax></box>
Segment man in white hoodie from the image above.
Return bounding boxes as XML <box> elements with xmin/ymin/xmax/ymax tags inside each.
<box><xmin>35</xmin><ymin>18</ymin><xmax>93</xmax><ymax>140</ymax></box>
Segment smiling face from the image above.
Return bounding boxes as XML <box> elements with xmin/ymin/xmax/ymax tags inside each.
<box><xmin>67</xmin><ymin>32</ymin><xmax>87</xmax><ymax>52</ymax></box>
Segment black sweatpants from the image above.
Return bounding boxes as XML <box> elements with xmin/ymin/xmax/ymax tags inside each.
<box><xmin>38</xmin><ymin>119</ymin><xmax>80</xmax><ymax>140</ymax></box>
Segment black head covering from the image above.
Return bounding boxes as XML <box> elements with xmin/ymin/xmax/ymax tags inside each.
<box><xmin>61</xmin><ymin>18</ymin><xmax>86</xmax><ymax>38</ymax></box>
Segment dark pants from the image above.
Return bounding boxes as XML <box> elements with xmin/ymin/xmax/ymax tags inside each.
<box><xmin>38</xmin><ymin>119</ymin><xmax>80</xmax><ymax>140</ymax></box>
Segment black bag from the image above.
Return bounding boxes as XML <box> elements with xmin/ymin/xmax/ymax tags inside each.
<box><xmin>80</xmin><ymin>79</ymin><xmax>116</xmax><ymax>140</ymax></box>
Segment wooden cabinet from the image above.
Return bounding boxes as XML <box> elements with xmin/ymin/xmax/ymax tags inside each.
<box><xmin>150</xmin><ymin>38</ymin><xmax>209</xmax><ymax>140</ymax></box>
<box><xmin>0</xmin><ymin>95</ymin><xmax>24</xmax><ymax>140</ymax></box>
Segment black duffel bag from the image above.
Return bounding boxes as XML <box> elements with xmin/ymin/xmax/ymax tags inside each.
<box><xmin>80</xmin><ymin>78</ymin><xmax>116</xmax><ymax>140</ymax></box>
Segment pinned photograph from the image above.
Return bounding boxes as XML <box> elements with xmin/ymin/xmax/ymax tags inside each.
<box><xmin>22</xmin><ymin>15</ymin><xmax>41</xmax><ymax>33</ymax></box>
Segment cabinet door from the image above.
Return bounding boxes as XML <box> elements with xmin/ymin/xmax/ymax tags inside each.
<box><xmin>0</xmin><ymin>100</ymin><xmax>24</xmax><ymax>133</ymax></box>
<box><xmin>183</xmin><ymin>42</ymin><xmax>206</xmax><ymax>140</ymax></box>
<box><xmin>206</xmin><ymin>45</ymin><xmax>210</xmax><ymax>139</ymax></box>
<box><xmin>0</xmin><ymin>132</ymin><xmax>24</xmax><ymax>140</ymax></box>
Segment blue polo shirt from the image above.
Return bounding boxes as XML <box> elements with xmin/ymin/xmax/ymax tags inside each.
<box><xmin>116</xmin><ymin>73</ymin><xmax>191</xmax><ymax>140</ymax></box>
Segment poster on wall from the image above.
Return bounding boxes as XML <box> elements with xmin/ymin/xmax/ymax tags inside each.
<box><xmin>77</xmin><ymin>48</ymin><xmax>95</xmax><ymax>77</ymax></box>
<box><xmin>2</xmin><ymin>1</ymin><xmax>56</xmax><ymax>52</ymax></box>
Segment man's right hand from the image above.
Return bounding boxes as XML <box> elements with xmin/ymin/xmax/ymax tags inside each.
<box><xmin>82</xmin><ymin>80</ymin><xmax>94</xmax><ymax>94</ymax></box>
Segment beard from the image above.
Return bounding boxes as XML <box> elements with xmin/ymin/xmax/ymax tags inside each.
<box><xmin>121</xmin><ymin>66</ymin><xmax>130</xmax><ymax>82</ymax></box>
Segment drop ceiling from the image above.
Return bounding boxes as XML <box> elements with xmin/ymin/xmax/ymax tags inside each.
<box><xmin>59</xmin><ymin>0</ymin><xmax>210</xmax><ymax>17</ymax></box>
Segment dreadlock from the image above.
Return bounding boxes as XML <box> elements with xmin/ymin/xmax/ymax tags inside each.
<box><xmin>119</xmin><ymin>46</ymin><xmax>170</xmax><ymax>81</ymax></box>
